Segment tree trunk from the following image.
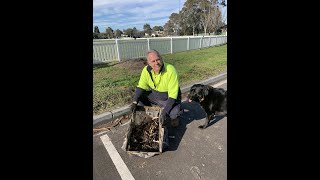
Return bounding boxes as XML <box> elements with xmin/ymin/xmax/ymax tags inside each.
<box><xmin>193</xmin><ymin>26</ymin><xmax>195</xmax><ymax>36</ymax></box>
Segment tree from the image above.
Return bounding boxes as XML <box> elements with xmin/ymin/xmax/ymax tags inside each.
<box><xmin>143</xmin><ymin>24</ymin><xmax>152</xmax><ymax>36</ymax></box>
<box><xmin>164</xmin><ymin>22</ymin><xmax>174</xmax><ymax>36</ymax></box>
<box><xmin>165</xmin><ymin>13</ymin><xmax>181</xmax><ymax>36</ymax></box>
<box><xmin>180</xmin><ymin>0</ymin><xmax>226</xmax><ymax>35</ymax></box>
<box><xmin>123</xmin><ymin>28</ymin><xmax>133</xmax><ymax>37</ymax></box>
<box><xmin>93</xmin><ymin>33</ymin><xmax>99</xmax><ymax>39</ymax></box>
<box><xmin>187</xmin><ymin>0</ymin><xmax>218</xmax><ymax>36</ymax></box>
<box><xmin>94</xmin><ymin>26</ymin><xmax>100</xmax><ymax>33</ymax></box>
<box><xmin>198</xmin><ymin>0</ymin><xmax>213</xmax><ymax>35</ymax></box>
<box><xmin>180</xmin><ymin>10</ymin><xmax>196</xmax><ymax>36</ymax></box>
<box><xmin>209</xmin><ymin>0</ymin><xmax>226</xmax><ymax>34</ymax></box>
<box><xmin>153</xmin><ymin>26</ymin><xmax>164</xmax><ymax>31</ymax></box>
<box><xmin>220</xmin><ymin>0</ymin><xmax>226</xmax><ymax>7</ymax></box>
<box><xmin>115</xmin><ymin>29</ymin><xmax>123</xmax><ymax>38</ymax></box>
<box><xmin>105</xmin><ymin>27</ymin><xmax>114</xmax><ymax>39</ymax></box>
<box><xmin>136</xmin><ymin>30</ymin><xmax>145</xmax><ymax>38</ymax></box>
<box><xmin>171</xmin><ymin>13</ymin><xmax>181</xmax><ymax>35</ymax></box>
<box><xmin>180</xmin><ymin>0</ymin><xmax>202</xmax><ymax>36</ymax></box>
<box><xmin>132</xmin><ymin>27</ymin><xmax>138</xmax><ymax>37</ymax></box>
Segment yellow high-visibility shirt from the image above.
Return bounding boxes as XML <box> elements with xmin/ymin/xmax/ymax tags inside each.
<box><xmin>137</xmin><ymin>62</ymin><xmax>180</xmax><ymax>99</ymax></box>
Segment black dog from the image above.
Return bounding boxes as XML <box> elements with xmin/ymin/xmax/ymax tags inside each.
<box><xmin>187</xmin><ymin>84</ymin><xmax>227</xmax><ymax>129</ymax></box>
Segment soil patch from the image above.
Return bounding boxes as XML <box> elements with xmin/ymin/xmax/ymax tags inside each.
<box><xmin>115</xmin><ymin>58</ymin><xmax>148</xmax><ymax>71</ymax></box>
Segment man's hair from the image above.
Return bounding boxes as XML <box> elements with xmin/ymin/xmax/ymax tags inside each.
<box><xmin>146</xmin><ymin>49</ymin><xmax>162</xmax><ymax>61</ymax></box>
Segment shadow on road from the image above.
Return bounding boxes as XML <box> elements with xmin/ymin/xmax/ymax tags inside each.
<box><xmin>204</xmin><ymin>114</ymin><xmax>226</xmax><ymax>129</ymax></box>
<box><xmin>166</xmin><ymin>101</ymin><xmax>226</xmax><ymax>151</ymax></box>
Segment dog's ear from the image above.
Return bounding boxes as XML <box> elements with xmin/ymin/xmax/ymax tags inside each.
<box><xmin>203</xmin><ymin>86</ymin><xmax>210</xmax><ymax>96</ymax></box>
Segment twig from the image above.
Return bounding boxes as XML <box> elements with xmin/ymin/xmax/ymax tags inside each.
<box><xmin>93</xmin><ymin>127</ymin><xmax>111</xmax><ymax>133</ymax></box>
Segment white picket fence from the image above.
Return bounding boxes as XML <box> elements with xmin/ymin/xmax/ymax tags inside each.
<box><xmin>93</xmin><ymin>35</ymin><xmax>227</xmax><ymax>64</ymax></box>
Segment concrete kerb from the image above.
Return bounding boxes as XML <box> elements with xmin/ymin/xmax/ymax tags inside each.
<box><xmin>180</xmin><ymin>72</ymin><xmax>227</xmax><ymax>93</ymax></box>
<box><xmin>93</xmin><ymin>72</ymin><xmax>227</xmax><ymax>127</ymax></box>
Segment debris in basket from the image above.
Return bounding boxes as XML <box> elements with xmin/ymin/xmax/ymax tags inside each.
<box><xmin>128</xmin><ymin>116</ymin><xmax>160</xmax><ymax>152</ymax></box>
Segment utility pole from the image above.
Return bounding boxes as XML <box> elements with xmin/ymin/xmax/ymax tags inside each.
<box><xmin>178</xmin><ymin>0</ymin><xmax>180</xmax><ymax>36</ymax></box>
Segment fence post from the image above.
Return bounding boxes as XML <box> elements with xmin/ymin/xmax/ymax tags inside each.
<box><xmin>187</xmin><ymin>37</ymin><xmax>190</xmax><ymax>50</ymax></box>
<box><xmin>115</xmin><ymin>39</ymin><xmax>121</xmax><ymax>61</ymax></box>
<box><xmin>215</xmin><ymin>36</ymin><xmax>217</xmax><ymax>46</ymax></box>
<box><xmin>209</xmin><ymin>36</ymin><xmax>211</xmax><ymax>47</ymax></box>
<box><xmin>200</xmin><ymin>36</ymin><xmax>203</xmax><ymax>49</ymax></box>
<box><xmin>170</xmin><ymin>37</ymin><xmax>173</xmax><ymax>54</ymax></box>
<box><xmin>147</xmin><ymin>38</ymin><xmax>150</xmax><ymax>50</ymax></box>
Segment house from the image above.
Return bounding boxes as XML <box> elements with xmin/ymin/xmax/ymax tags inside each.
<box><xmin>151</xmin><ymin>30</ymin><xmax>164</xmax><ymax>37</ymax></box>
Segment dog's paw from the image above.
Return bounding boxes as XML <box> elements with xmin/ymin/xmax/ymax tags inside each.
<box><xmin>198</xmin><ymin>125</ymin><xmax>207</xmax><ymax>129</ymax></box>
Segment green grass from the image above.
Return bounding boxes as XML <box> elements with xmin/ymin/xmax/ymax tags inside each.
<box><xmin>93</xmin><ymin>44</ymin><xmax>227</xmax><ymax>115</ymax></box>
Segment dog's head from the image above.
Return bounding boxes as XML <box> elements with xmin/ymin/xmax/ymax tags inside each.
<box><xmin>187</xmin><ymin>84</ymin><xmax>211</xmax><ymax>103</ymax></box>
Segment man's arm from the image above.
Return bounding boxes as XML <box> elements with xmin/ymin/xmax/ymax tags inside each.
<box><xmin>164</xmin><ymin>66</ymin><xmax>179</xmax><ymax>114</ymax></box>
<box><xmin>133</xmin><ymin>87</ymin><xmax>145</xmax><ymax>103</ymax></box>
<box><xmin>131</xmin><ymin>67</ymin><xmax>149</xmax><ymax>113</ymax></box>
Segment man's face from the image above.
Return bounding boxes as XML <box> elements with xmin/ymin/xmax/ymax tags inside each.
<box><xmin>147</xmin><ymin>52</ymin><xmax>163</xmax><ymax>73</ymax></box>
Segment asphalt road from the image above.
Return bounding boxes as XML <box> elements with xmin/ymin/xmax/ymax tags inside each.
<box><xmin>93</xmin><ymin>81</ymin><xmax>227</xmax><ymax>180</ymax></box>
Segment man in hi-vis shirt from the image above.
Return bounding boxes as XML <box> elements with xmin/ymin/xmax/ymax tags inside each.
<box><xmin>130</xmin><ymin>49</ymin><xmax>182</xmax><ymax>139</ymax></box>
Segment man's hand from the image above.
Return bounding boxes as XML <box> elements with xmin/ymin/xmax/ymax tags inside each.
<box><xmin>130</xmin><ymin>102</ymin><xmax>137</xmax><ymax>113</ymax></box>
<box><xmin>164</xmin><ymin>97</ymin><xmax>175</xmax><ymax>115</ymax></box>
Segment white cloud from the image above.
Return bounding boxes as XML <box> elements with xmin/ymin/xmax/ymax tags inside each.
<box><xmin>93</xmin><ymin>0</ymin><xmax>186</xmax><ymax>31</ymax></box>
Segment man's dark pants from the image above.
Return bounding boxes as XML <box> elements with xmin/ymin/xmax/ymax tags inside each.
<box><xmin>137</xmin><ymin>90</ymin><xmax>181</xmax><ymax>119</ymax></box>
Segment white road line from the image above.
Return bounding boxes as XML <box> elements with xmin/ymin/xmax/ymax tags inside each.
<box><xmin>212</xmin><ymin>79</ymin><xmax>227</xmax><ymax>87</ymax></box>
<box><xmin>100</xmin><ymin>134</ymin><xmax>135</xmax><ymax>180</ymax></box>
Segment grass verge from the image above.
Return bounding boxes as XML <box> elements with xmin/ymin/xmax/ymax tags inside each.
<box><xmin>93</xmin><ymin>44</ymin><xmax>227</xmax><ymax>116</ymax></box>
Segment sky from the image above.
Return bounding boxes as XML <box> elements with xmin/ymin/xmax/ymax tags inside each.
<box><xmin>93</xmin><ymin>0</ymin><xmax>226</xmax><ymax>32</ymax></box>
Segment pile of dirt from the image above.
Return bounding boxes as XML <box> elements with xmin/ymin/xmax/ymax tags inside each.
<box><xmin>115</xmin><ymin>58</ymin><xmax>148</xmax><ymax>71</ymax></box>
